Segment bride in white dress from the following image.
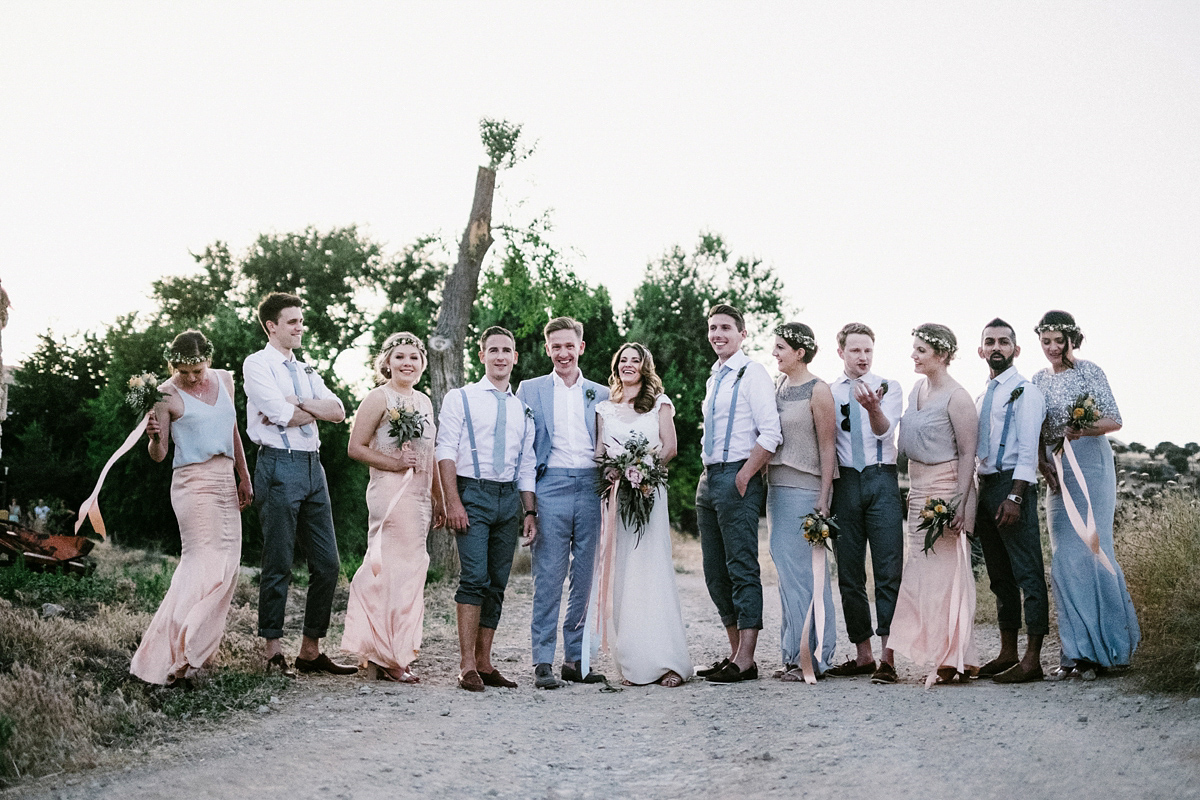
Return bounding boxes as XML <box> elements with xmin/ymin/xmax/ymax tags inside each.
<box><xmin>591</xmin><ymin>343</ymin><xmax>694</xmax><ymax>686</ymax></box>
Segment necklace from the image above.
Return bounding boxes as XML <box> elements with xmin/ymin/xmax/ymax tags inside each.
<box><xmin>178</xmin><ymin>374</ymin><xmax>214</xmax><ymax>401</ymax></box>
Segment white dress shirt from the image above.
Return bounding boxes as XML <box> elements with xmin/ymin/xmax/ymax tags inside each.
<box><xmin>547</xmin><ymin>371</ymin><xmax>594</xmax><ymax>469</ymax></box>
<box><xmin>243</xmin><ymin>345</ymin><xmax>344</xmax><ymax>451</ymax></box>
<box><xmin>829</xmin><ymin>371</ymin><xmax>902</xmax><ymax>468</ymax></box>
<box><xmin>700</xmin><ymin>351</ymin><xmax>783</xmax><ymax>466</ymax></box>
<box><xmin>435</xmin><ymin>377</ymin><xmax>537</xmax><ymax>492</ymax></box>
<box><xmin>976</xmin><ymin>366</ymin><xmax>1044</xmax><ymax>484</ymax></box>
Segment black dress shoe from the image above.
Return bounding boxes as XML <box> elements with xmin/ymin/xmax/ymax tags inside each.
<box><xmin>266</xmin><ymin>653</ymin><xmax>297</xmax><ymax>679</ymax></box>
<box><xmin>562</xmin><ymin>664</ymin><xmax>606</xmax><ymax>684</ymax></box>
<box><xmin>705</xmin><ymin>661</ymin><xmax>758</xmax><ymax>683</ymax></box>
<box><xmin>696</xmin><ymin>658</ymin><xmax>731</xmax><ymax>678</ymax></box>
<box><xmin>977</xmin><ymin>657</ymin><xmax>1019</xmax><ymax>678</ymax></box>
<box><xmin>294</xmin><ymin>653</ymin><xmax>358</xmax><ymax>675</ymax></box>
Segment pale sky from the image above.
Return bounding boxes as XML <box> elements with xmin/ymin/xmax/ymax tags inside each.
<box><xmin>2</xmin><ymin>2</ymin><xmax>1197</xmax><ymax>446</ymax></box>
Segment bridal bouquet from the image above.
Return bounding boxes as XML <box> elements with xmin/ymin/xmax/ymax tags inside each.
<box><xmin>917</xmin><ymin>495</ymin><xmax>960</xmax><ymax>555</ymax></box>
<box><xmin>1055</xmin><ymin>393</ymin><xmax>1101</xmax><ymax>454</ymax></box>
<box><xmin>386</xmin><ymin>403</ymin><xmax>425</xmax><ymax>446</ymax></box>
<box><xmin>801</xmin><ymin>512</ymin><xmax>838</xmax><ymax>552</ymax></box>
<box><xmin>126</xmin><ymin>373</ymin><xmax>167</xmax><ymax>442</ymax></box>
<box><xmin>595</xmin><ymin>432</ymin><xmax>669</xmax><ymax>543</ymax></box>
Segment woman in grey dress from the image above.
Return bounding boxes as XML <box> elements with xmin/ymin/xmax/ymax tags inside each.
<box><xmin>766</xmin><ymin>323</ymin><xmax>838</xmax><ymax>682</ymax></box>
<box><xmin>1033</xmin><ymin>311</ymin><xmax>1139</xmax><ymax>681</ymax></box>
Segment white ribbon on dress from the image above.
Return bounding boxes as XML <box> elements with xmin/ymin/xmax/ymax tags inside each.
<box><xmin>796</xmin><ymin>545</ymin><xmax>828</xmax><ymax>685</ymax></box>
<box><xmin>1053</xmin><ymin>439</ymin><xmax>1117</xmax><ymax>577</ymax></box>
<box><xmin>74</xmin><ymin>416</ymin><xmax>150</xmax><ymax>539</ymax></box>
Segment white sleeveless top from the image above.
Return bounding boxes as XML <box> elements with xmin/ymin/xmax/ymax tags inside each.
<box><xmin>172</xmin><ymin>373</ymin><xmax>236</xmax><ymax>469</ymax></box>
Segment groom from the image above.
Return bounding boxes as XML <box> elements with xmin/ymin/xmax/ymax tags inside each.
<box><xmin>517</xmin><ymin>316</ymin><xmax>609</xmax><ymax>689</ymax></box>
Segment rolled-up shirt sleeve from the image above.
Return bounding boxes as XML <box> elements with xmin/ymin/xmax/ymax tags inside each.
<box><xmin>877</xmin><ymin>379</ymin><xmax>904</xmax><ymax>439</ymax></box>
<box><xmin>748</xmin><ymin>363</ymin><xmax>783</xmax><ymax>454</ymax></box>
<box><xmin>243</xmin><ymin>354</ymin><xmax>298</xmax><ymax>427</ymax></box>
<box><xmin>307</xmin><ymin>369</ymin><xmax>346</xmax><ymax>415</ymax></box>
<box><xmin>1013</xmin><ymin>384</ymin><xmax>1045</xmax><ymax>484</ymax></box>
<box><xmin>435</xmin><ymin>389</ymin><xmax>465</xmax><ymax>465</ymax></box>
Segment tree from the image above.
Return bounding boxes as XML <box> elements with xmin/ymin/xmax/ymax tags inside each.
<box><xmin>623</xmin><ymin>233</ymin><xmax>788</xmax><ymax>532</ymax></box>
<box><xmin>1128</xmin><ymin>442</ymin><xmax>1147</xmax><ymax>454</ymax></box>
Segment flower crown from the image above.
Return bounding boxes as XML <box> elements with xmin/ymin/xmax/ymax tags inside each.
<box><xmin>1034</xmin><ymin>322</ymin><xmax>1082</xmax><ymax>339</ymax></box>
<box><xmin>912</xmin><ymin>328</ymin><xmax>957</xmax><ymax>355</ymax></box>
<box><xmin>774</xmin><ymin>325</ymin><xmax>816</xmax><ymax>352</ymax></box>
<box><xmin>162</xmin><ymin>340</ymin><xmax>214</xmax><ymax>365</ymax></box>
<box><xmin>384</xmin><ymin>333</ymin><xmax>427</xmax><ymax>355</ymax></box>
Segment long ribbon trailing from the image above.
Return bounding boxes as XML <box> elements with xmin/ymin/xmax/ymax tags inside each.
<box><xmin>581</xmin><ymin>481</ymin><xmax>620</xmax><ymax>678</ymax></box>
<box><xmin>369</xmin><ymin>469</ymin><xmax>417</xmax><ymax>577</ymax></box>
<box><xmin>796</xmin><ymin>546</ymin><xmax>828</xmax><ymax>685</ymax></box>
<box><xmin>1053</xmin><ymin>439</ymin><xmax>1117</xmax><ymax>576</ymax></box>
<box><xmin>925</xmin><ymin>531</ymin><xmax>974</xmax><ymax>688</ymax></box>
<box><xmin>74</xmin><ymin>416</ymin><xmax>150</xmax><ymax>539</ymax></box>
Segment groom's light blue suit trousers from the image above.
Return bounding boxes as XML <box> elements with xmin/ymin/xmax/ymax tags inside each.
<box><xmin>530</xmin><ymin>467</ymin><xmax>601</xmax><ymax>664</ymax></box>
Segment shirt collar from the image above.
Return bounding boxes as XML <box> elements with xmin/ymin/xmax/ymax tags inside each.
<box><xmin>711</xmin><ymin>350</ymin><xmax>750</xmax><ymax>375</ymax></box>
<box><xmin>834</xmin><ymin>369</ymin><xmax>877</xmax><ymax>386</ymax></box>
<box><xmin>474</xmin><ymin>376</ymin><xmax>513</xmax><ymax>395</ymax></box>
<box><xmin>551</xmin><ymin>370</ymin><xmax>583</xmax><ymax>390</ymax></box>
<box><xmin>262</xmin><ymin>343</ymin><xmax>299</xmax><ymax>365</ymax></box>
<box><xmin>991</xmin><ymin>365</ymin><xmax>1023</xmax><ymax>387</ymax></box>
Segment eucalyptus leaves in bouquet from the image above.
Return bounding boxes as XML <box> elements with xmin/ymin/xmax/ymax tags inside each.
<box><xmin>596</xmin><ymin>432</ymin><xmax>669</xmax><ymax>545</ymax></box>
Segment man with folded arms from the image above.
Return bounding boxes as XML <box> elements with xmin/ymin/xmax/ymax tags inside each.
<box><xmin>695</xmin><ymin>303</ymin><xmax>782</xmax><ymax>684</ymax></box>
<box><xmin>437</xmin><ymin>326</ymin><xmax>537</xmax><ymax>692</ymax></box>
<box><xmin>518</xmin><ymin>316</ymin><xmax>609</xmax><ymax>689</ymax></box>
<box><xmin>244</xmin><ymin>291</ymin><xmax>355</xmax><ymax>677</ymax></box>
<box><xmin>824</xmin><ymin>323</ymin><xmax>904</xmax><ymax>684</ymax></box>
<box><xmin>974</xmin><ymin>318</ymin><xmax>1048</xmax><ymax>683</ymax></box>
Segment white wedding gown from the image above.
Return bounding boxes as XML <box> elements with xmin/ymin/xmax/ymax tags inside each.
<box><xmin>595</xmin><ymin>395</ymin><xmax>694</xmax><ymax>684</ymax></box>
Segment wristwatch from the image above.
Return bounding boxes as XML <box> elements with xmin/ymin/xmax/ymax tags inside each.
<box><xmin>524</xmin><ymin>509</ymin><xmax>538</xmax><ymax>518</ymax></box>
<box><xmin>1006</xmin><ymin>493</ymin><xmax>1023</xmax><ymax>505</ymax></box>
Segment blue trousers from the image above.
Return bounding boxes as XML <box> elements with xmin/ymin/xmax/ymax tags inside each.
<box><xmin>255</xmin><ymin>447</ymin><xmax>340</xmax><ymax>640</ymax></box>
<box><xmin>530</xmin><ymin>468</ymin><xmax>601</xmax><ymax>664</ymax></box>
<box><xmin>455</xmin><ymin>478</ymin><xmax>522</xmax><ymax>630</ymax></box>
<box><xmin>696</xmin><ymin>461</ymin><xmax>764</xmax><ymax>631</ymax></box>
<box><xmin>831</xmin><ymin>464</ymin><xmax>904</xmax><ymax>644</ymax></box>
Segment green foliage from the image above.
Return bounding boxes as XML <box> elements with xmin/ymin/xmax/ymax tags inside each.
<box><xmin>479</xmin><ymin>117</ymin><xmax>534</xmax><ymax>171</ymax></box>
<box><xmin>623</xmin><ymin>233</ymin><xmax>788</xmax><ymax>532</ymax></box>
<box><xmin>157</xmin><ymin>672</ymin><xmax>291</xmax><ymax>720</ymax></box>
<box><xmin>0</xmin><ymin>557</ymin><xmax>175</xmax><ymax>615</ymax></box>
<box><xmin>473</xmin><ymin>216</ymin><xmax>623</xmax><ymax>388</ymax></box>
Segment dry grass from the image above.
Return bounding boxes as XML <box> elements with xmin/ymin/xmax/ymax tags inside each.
<box><xmin>1115</xmin><ymin>490</ymin><xmax>1200</xmax><ymax>693</ymax></box>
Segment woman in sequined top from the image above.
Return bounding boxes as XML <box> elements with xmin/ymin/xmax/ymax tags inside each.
<box><xmin>1032</xmin><ymin>310</ymin><xmax>1139</xmax><ymax>680</ymax></box>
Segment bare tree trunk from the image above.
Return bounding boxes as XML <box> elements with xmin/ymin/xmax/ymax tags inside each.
<box><xmin>425</xmin><ymin>165</ymin><xmax>497</xmax><ymax>578</ymax></box>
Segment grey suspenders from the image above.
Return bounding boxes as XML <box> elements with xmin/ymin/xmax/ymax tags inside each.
<box><xmin>995</xmin><ymin>381</ymin><xmax>1026</xmax><ymax>467</ymax></box>
<box><xmin>460</xmin><ymin>386</ymin><xmax>527</xmax><ymax>483</ymax></box>
<box><xmin>720</xmin><ymin>365</ymin><xmax>749</xmax><ymax>462</ymax></box>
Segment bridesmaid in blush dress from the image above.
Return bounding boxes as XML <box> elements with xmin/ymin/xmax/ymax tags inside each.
<box><xmin>132</xmin><ymin>331</ymin><xmax>253</xmax><ymax>686</ymax></box>
<box><xmin>889</xmin><ymin>324</ymin><xmax>980</xmax><ymax>686</ymax></box>
<box><xmin>341</xmin><ymin>333</ymin><xmax>444</xmax><ymax>683</ymax></box>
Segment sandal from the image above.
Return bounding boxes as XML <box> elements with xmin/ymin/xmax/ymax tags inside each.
<box><xmin>934</xmin><ymin>668</ymin><xmax>966</xmax><ymax>685</ymax></box>
<box><xmin>658</xmin><ymin>671</ymin><xmax>684</xmax><ymax>688</ymax></box>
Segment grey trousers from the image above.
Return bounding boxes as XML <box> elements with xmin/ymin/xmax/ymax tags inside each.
<box><xmin>530</xmin><ymin>468</ymin><xmax>601</xmax><ymax>664</ymax></box>
<box><xmin>831</xmin><ymin>464</ymin><xmax>904</xmax><ymax>644</ymax></box>
<box><xmin>696</xmin><ymin>461</ymin><xmax>764</xmax><ymax>631</ymax></box>
<box><xmin>976</xmin><ymin>470</ymin><xmax>1049</xmax><ymax>636</ymax></box>
<box><xmin>255</xmin><ymin>447</ymin><xmax>340</xmax><ymax>640</ymax></box>
<box><xmin>455</xmin><ymin>477</ymin><xmax>522</xmax><ymax>630</ymax></box>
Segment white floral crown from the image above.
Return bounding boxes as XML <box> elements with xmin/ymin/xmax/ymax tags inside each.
<box><xmin>384</xmin><ymin>333</ymin><xmax>427</xmax><ymax>355</ymax></box>
<box><xmin>774</xmin><ymin>325</ymin><xmax>816</xmax><ymax>352</ymax></box>
<box><xmin>1034</xmin><ymin>322</ymin><xmax>1082</xmax><ymax>338</ymax></box>
<box><xmin>912</xmin><ymin>328</ymin><xmax>957</xmax><ymax>355</ymax></box>
<box><xmin>162</xmin><ymin>341</ymin><xmax>214</xmax><ymax>365</ymax></box>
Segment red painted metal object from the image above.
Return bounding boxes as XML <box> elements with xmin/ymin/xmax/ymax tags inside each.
<box><xmin>0</xmin><ymin>518</ymin><xmax>95</xmax><ymax>575</ymax></box>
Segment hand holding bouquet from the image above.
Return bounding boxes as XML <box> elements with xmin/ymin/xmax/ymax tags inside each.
<box><xmin>801</xmin><ymin>512</ymin><xmax>839</xmax><ymax>552</ymax></box>
<box><xmin>1056</xmin><ymin>393</ymin><xmax>1101</xmax><ymax>453</ymax></box>
<box><xmin>126</xmin><ymin>373</ymin><xmax>167</xmax><ymax>442</ymax></box>
<box><xmin>917</xmin><ymin>495</ymin><xmax>960</xmax><ymax>555</ymax></box>
<box><xmin>386</xmin><ymin>403</ymin><xmax>425</xmax><ymax>446</ymax></box>
<box><xmin>595</xmin><ymin>432</ymin><xmax>669</xmax><ymax>545</ymax></box>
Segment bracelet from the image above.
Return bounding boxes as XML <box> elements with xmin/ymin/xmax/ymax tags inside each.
<box><xmin>524</xmin><ymin>509</ymin><xmax>538</xmax><ymax>518</ymax></box>
<box><xmin>1007</xmin><ymin>493</ymin><xmax>1023</xmax><ymax>505</ymax></box>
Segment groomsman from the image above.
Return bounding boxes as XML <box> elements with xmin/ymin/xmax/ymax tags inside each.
<box><xmin>695</xmin><ymin>304</ymin><xmax>782</xmax><ymax>683</ymax></box>
<box><xmin>517</xmin><ymin>317</ymin><xmax>609</xmax><ymax>689</ymax></box>
<box><xmin>437</xmin><ymin>326</ymin><xmax>537</xmax><ymax>692</ymax></box>
<box><xmin>243</xmin><ymin>291</ymin><xmax>356</xmax><ymax>677</ymax></box>
<box><xmin>974</xmin><ymin>318</ymin><xmax>1049</xmax><ymax>683</ymax></box>
<box><xmin>824</xmin><ymin>323</ymin><xmax>904</xmax><ymax>684</ymax></box>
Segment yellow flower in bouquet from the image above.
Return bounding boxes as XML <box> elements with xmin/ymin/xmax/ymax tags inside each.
<box><xmin>916</xmin><ymin>495</ymin><xmax>960</xmax><ymax>555</ymax></box>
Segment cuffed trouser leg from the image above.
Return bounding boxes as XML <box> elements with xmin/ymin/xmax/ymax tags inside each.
<box><xmin>455</xmin><ymin>479</ymin><xmax>521</xmax><ymax>630</ymax></box>
<box><xmin>696</xmin><ymin>463</ymin><xmax>764</xmax><ymax>631</ymax></box>
<box><xmin>976</xmin><ymin>472</ymin><xmax>1049</xmax><ymax>636</ymax></box>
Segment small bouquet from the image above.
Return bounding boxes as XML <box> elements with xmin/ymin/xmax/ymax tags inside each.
<box><xmin>126</xmin><ymin>373</ymin><xmax>167</xmax><ymax>441</ymax></box>
<box><xmin>595</xmin><ymin>432</ymin><xmax>670</xmax><ymax>544</ymax></box>
<box><xmin>386</xmin><ymin>403</ymin><xmax>426</xmax><ymax>447</ymax></box>
<box><xmin>917</xmin><ymin>495</ymin><xmax>960</xmax><ymax>555</ymax></box>
<box><xmin>801</xmin><ymin>512</ymin><xmax>838</xmax><ymax>551</ymax></box>
<box><xmin>1055</xmin><ymin>393</ymin><xmax>1101</xmax><ymax>453</ymax></box>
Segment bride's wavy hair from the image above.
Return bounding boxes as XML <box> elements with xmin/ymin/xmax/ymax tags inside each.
<box><xmin>608</xmin><ymin>342</ymin><xmax>664</xmax><ymax>414</ymax></box>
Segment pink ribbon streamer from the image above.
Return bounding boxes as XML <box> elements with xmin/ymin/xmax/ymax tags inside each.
<box><xmin>1053</xmin><ymin>439</ymin><xmax>1117</xmax><ymax>577</ymax></box>
<box><xmin>796</xmin><ymin>545</ymin><xmax>828</xmax><ymax>685</ymax></box>
<box><xmin>369</xmin><ymin>469</ymin><xmax>416</xmax><ymax>577</ymax></box>
<box><xmin>74</xmin><ymin>416</ymin><xmax>150</xmax><ymax>539</ymax></box>
<box><xmin>581</xmin><ymin>481</ymin><xmax>619</xmax><ymax>677</ymax></box>
<box><xmin>924</xmin><ymin>531</ymin><xmax>974</xmax><ymax>688</ymax></box>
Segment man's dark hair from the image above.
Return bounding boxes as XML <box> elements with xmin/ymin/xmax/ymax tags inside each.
<box><xmin>982</xmin><ymin>317</ymin><xmax>1016</xmax><ymax>344</ymax></box>
<box><xmin>257</xmin><ymin>292</ymin><xmax>303</xmax><ymax>334</ymax></box>
<box><xmin>707</xmin><ymin>303</ymin><xmax>745</xmax><ymax>333</ymax></box>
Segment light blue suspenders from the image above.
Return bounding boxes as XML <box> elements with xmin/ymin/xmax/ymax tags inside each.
<box><xmin>721</xmin><ymin>365</ymin><xmax>749</xmax><ymax>462</ymax></box>
<box><xmin>270</xmin><ymin>359</ymin><xmax>315</xmax><ymax>451</ymax></box>
<box><xmin>459</xmin><ymin>387</ymin><xmax>526</xmax><ymax>482</ymax></box>
<box><xmin>994</xmin><ymin>381</ymin><xmax>1026</xmax><ymax>468</ymax></box>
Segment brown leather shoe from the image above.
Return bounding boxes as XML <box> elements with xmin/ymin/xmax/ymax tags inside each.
<box><xmin>825</xmin><ymin>658</ymin><xmax>877</xmax><ymax>677</ymax></box>
<box><xmin>978</xmin><ymin>657</ymin><xmax>1019</xmax><ymax>677</ymax></box>
<box><xmin>870</xmin><ymin>662</ymin><xmax>898</xmax><ymax>684</ymax></box>
<box><xmin>992</xmin><ymin>663</ymin><xmax>1045</xmax><ymax>684</ymax></box>
<box><xmin>459</xmin><ymin>670</ymin><xmax>486</xmax><ymax>692</ymax></box>
<box><xmin>266</xmin><ymin>653</ymin><xmax>297</xmax><ymax>679</ymax></box>
<box><xmin>481</xmin><ymin>669</ymin><xmax>518</xmax><ymax>688</ymax></box>
<box><xmin>294</xmin><ymin>653</ymin><xmax>358</xmax><ymax>675</ymax></box>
